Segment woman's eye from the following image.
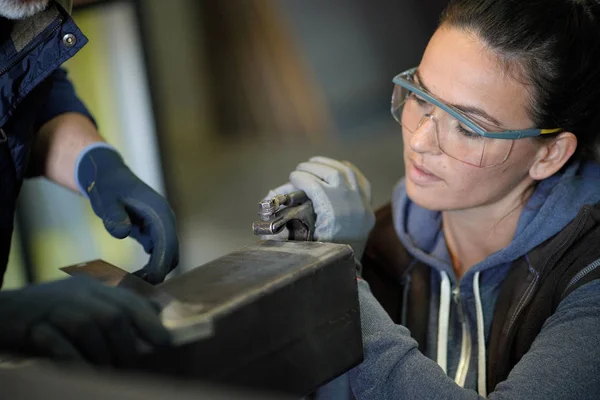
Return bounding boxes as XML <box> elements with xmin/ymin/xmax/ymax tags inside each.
<box><xmin>409</xmin><ymin>92</ymin><xmax>428</xmax><ymax>106</ymax></box>
<box><xmin>456</xmin><ymin>124</ymin><xmax>481</xmax><ymax>139</ymax></box>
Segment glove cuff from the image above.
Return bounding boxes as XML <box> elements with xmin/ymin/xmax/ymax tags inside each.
<box><xmin>75</xmin><ymin>142</ymin><xmax>123</xmax><ymax>198</ymax></box>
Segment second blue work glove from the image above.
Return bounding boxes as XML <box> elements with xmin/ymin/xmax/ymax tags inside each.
<box><xmin>76</xmin><ymin>144</ymin><xmax>179</xmax><ymax>284</ymax></box>
<box><xmin>0</xmin><ymin>276</ymin><xmax>171</xmax><ymax>366</ymax></box>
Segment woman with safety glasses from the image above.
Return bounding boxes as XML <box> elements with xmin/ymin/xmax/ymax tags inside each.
<box><xmin>266</xmin><ymin>0</ymin><xmax>600</xmax><ymax>398</ymax></box>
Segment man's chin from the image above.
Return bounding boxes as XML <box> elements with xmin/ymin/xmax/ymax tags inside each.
<box><xmin>0</xmin><ymin>0</ymin><xmax>50</xmax><ymax>20</ymax></box>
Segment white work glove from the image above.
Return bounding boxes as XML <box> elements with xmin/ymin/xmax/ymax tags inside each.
<box><xmin>264</xmin><ymin>156</ymin><xmax>375</xmax><ymax>261</ymax></box>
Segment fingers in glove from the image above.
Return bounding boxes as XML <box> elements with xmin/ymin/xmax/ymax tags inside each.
<box><xmin>341</xmin><ymin>160</ymin><xmax>372</xmax><ymax>203</ymax></box>
<box><xmin>93</xmin><ymin>285</ymin><xmax>171</xmax><ymax>348</ymax></box>
<box><xmin>305</xmin><ymin>156</ymin><xmax>372</xmax><ymax>203</ymax></box>
<box><xmin>265</xmin><ymin>182</ymin><xmax>297</xmax><ymax>200</ymax></box>
<box><xmin>308</xmin><ymin>156</ymin><xmax>362</xmax><ymax>191</ymax></box>
<box><xmin>289</xmin><ymin>170</ymin><xmax>328</xmax><ymax>208</ymax></box>
<box><xmin>46</xmin><ymin>306</ymin><xmax>111</xmax><ymax>365</ymax></box>
<box><xmin>29</xmin><ymin>322</ymin><xmax>85</xmax><ymax>363</ymax></box>
<box><xmin>130</xmin><ymin>223</ymin><xmax>154</xmax><ymax>254</ymax></box>
<box><xmin>124</xmin><ymin>198</ymin><xmax>178</xmax><ymax>284</ymax></box>
<box><xmin>86</xmin><ymin>301</ymin><xmax>140</xmax><ymax>367</ymax></box>
<box><xmin>148</xmin><ymin>215</ymin><xmax>179</xmax><ymax>284</ymax></box>
<box><xmin>95</xmin><ymin>197</ymin><xmax>132</xmax><ymax>239</ymax></box>
<box><xmin>295</xmin><ymin>161</ymin><xmax>348</xmax><ymax>188</ymax></box>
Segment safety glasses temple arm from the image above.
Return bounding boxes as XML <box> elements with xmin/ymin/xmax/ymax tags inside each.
<box><xmin>392</xmin><ymin>75</ymin><xmax>562</xmax><ymax>140</ymax></box>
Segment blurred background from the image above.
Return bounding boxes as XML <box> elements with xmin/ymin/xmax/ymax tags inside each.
<box><xmin>5</xmin><ymin>0</ymin><xmax>448</xmax><ymax>288</ymax></box>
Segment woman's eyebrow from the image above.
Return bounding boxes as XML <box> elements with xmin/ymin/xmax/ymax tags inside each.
<box><xmin>414</xmin><ymin>69</ymin><xmax>504</xmax><ymax>128</ymax></box>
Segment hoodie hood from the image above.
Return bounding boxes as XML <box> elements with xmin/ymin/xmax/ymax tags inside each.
<box><xmin>392</xmin><ymin>159</ymin><xmax>600</xmax><ymax>280</ymax></box>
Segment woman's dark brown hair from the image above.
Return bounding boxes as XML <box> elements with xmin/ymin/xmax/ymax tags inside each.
<box><xmin>441</xmin><ymin>0</ymin><xmax>600</xmax><ymax>160</ymax></box>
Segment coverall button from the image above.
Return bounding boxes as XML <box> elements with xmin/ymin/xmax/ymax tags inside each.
<box><xmin>62</xmin><ymin>33</ymin><xmax>77</xmax><ymax>47</ymax></box>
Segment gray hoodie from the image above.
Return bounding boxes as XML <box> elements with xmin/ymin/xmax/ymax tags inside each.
<box><xmin>318</xmin><ymin>160</ymin><xmax>600</xmax><ymax>399</ymax></box>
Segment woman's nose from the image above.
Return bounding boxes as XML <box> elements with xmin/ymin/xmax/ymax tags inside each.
<box><xmin>408</xmin><ymin>114</ymin><xmax>441</xmax><ymax>155</ymax></box>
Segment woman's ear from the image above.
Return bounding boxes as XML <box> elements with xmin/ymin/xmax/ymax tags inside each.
<box><xmin>529</xmin><ymin>132</ymin><xmax>578</xmax><ymax>180</ymax></box>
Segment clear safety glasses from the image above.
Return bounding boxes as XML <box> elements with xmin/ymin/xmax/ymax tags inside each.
<box><xmin>391</xmin><ymin>68</ymin><xmax>562</xmax><ymax>168</ymax></box>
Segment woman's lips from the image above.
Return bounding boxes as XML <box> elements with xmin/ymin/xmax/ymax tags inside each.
<box><xmin>407</xmin><ymin>159</ymin><xmax>442</xmax><ymax>185</ymax></box>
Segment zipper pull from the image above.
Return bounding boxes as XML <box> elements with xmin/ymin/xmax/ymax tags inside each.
<box><xmin>453</xmin><ymin>287</ymin><xmax>465</xmax><ymax>323</ymax></box>
<box><xmin>0</xmin><ymin>128</ymin><xmax>6</xmax><ymax>143</ymax></box>
<box><xmin>452</xmin><ymin>286</ymin><xmax>460</xmax><ymax>304</ymax></box>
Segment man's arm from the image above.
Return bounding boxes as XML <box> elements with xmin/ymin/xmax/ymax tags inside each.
<box><xmin>28</xmin><ymin>67</ymin><xmax>103</xmax><ymax>190</ymax></box>
<box><xmin>28</xmin><ymin>66</ymin><xmax>179</xmax><ymax>283</ymax></box>
<box><xmin>34</xmin><ymin>111</ymin><xmax>104</xmax><ymax>191</ymax></box>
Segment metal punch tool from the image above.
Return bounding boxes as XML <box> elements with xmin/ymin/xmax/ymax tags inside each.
<box><xmin>252</xmin><ymin>190</ymin><xmax>316</xmax><ymax>241</ymax></box>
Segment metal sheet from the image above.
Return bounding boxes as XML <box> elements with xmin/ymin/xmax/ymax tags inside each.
<box><xmin>61</xmin><ymin>260</ymin><xmax>213</xmax><ymax>345</ymax></box>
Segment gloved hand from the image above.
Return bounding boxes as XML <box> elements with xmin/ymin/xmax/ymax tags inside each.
<box><xmin>76</xmin><ymin>144</ymin><xmax>179</xmax><ymax>284</ymax></box>
<box><xmin>266</xmin><ymin>156</ymin><xmax>375</xmax><ymax>260</ymax></box>
<box><xmin>0</xmin><ymin>276</ymin><xmax>171</xmax><ymax>366</ymax></box>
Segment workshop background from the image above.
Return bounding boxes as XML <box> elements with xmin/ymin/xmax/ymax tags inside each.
<box><xmin>5</xmin><ymin>0</ymin><xmax>447</xmax><ymax>288</ymax></box>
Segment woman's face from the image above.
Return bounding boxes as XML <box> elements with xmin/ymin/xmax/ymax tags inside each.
<box><xmin>403</xmin><ymin>26</ymin><xmax>541</xmax><ymax>211</ymax></box>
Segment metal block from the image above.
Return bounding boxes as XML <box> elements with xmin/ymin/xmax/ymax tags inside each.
<box><xmin>138</xmin><ymin>240</ymin><xmax>363</xmax><ymax>395</ymax></box>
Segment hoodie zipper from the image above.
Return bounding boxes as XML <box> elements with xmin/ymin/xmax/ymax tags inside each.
<box><xmin>453</xmin><ymin>286</ymin><xmax>471</xmax><ymax>387</ymax></box>
<box><xmin>562</xmin><ymin>258</ymin><xmax>600</xmax><ymax>298</ymax></box>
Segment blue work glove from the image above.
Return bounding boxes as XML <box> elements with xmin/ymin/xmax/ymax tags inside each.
<box><xmin>76</xmin><ymin>143</ymin><xmax>179</xmax><ymax>284</ymax></box>
<box><xmin>267</xmin><ymin>156</ymin><xmax>375</xmax><ymax>260</ymax></box>
<box><xmin>0</xmin><ymin>276</ymin><xmax>171</xmax><ymax>366</ymax></box>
